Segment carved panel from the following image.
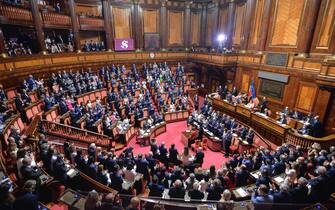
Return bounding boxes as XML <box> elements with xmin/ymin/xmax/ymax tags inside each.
<box><xmin>233</xmin><ymin>3</ymin><xmax>247</xmax><ymax>46</ymax></box>
<box><xmin>295</xmin><ymin>82</ymin><xmax>317</xmax><ymax>112</ymax></box>
<box><xmin>270</xmin><ymin>0</ymin><xmax>306</xmax><ymax>46</ymax></box>
<box><xmin>218</xmin><ymin>7</ymin><xmax>228</xmax><ymax>34</ymax></box>
<box><xmin>250</xmin><ymin>0</ymin><xmax>265</xmax><ymax>45</ymax></box>
<box><xmin>143</xmin><ymin>9</ymin><xmax>159</xmax><ymax>33</ymax></box>
<box><xmin>167</xmin><ymin>10</ymin><xmax>184</xmax><ymax>46</ymax></box>
<box><xmin>190</xmin><ymin>12</ymin><xmax>201</xmax><ymax>46</ymax></box>
<box><xmin>311</xmin><ymin>0</ymin><xmax>335</xmax><ymax>54</ymax></box>
<box><xmin>241</xmin><ymin>73</ymin><xmax>250</xmax><ymax>93</ymax></box>
<box><xmin>206</xmin><ymin>9</ymin><xmax>215</xmax><ymax>46</ymax></box>
<box><xmin>112</xmin><ymin>7</ymin><xmax>132</xmax><ymax>38</ymax></box>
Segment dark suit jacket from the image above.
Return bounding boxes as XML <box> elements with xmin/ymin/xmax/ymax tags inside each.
<box><xmin>14</xmin><ymin>192</ymin><xmax>38</xmax><ymax>210</ymax></box>
<box><xmin>188</xmin><ymin>189</ymin><xmax>204</xmax><ymax>201</ymax></box>
<box><xmin>168</xmin><ymin>187</ymin><xmax>185</xmax><ymax>199</ymax></box>
<box><xmin>20</xmin><ymin>165</ymin><xmax>42</xmax><ymax>180</ymax></box>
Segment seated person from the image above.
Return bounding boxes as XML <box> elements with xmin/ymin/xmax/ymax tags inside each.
<box><xmin>168</xmin><ymin>180</ymin><xmax>185</xmax><ymax>199</ymax></box>
<box><xmin>20</xmin><ymin>157</ymin><xmax>42</xmax><ymax>181</ymax></box>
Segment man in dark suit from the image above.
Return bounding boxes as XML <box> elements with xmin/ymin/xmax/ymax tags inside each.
<box><xmin>159</xmin><ymin>142</ymin><xmax>168</xmax><ymax>166</ymax></box>
<box><xmin>14</xmin><ymin>93</ymin><xmax>28</xmax><ymax>122</ymax></box>
<box><xmin>188</xmin><ymin>182</ymin><xmax>204</xmax><ymax>201</ymax></box>
<box><xmin>168</xmin><ymin>180</ymin><xmax>185</xmax><ymax>199</ymax></box>
<box><xmin>309</xmin><ymin>166</ymin><xmax>330</xmax><ymax>202</ymax></box>
<box><xmin>135</xmin><ymin>154</ymin><xmax>149</xmax><ymax>180</ymax></box>
<box><xmin>235</xmin><ymin>164</ymin><xmax>249</xmax><ymax>187</ymax></box>
<box><xmin>14</xmin><ymin>180</ymin><xmax>39</xmax><ymax>210</ymax></box>
<box><xmin>148</xmin><ymin>176</ymin><xmax>164</xmax><ymax>197</ymax></box>
<box><xmin>290</xmin><ymin>177</ymin><xmax>308</xmax><ymax>204</ymax></box>
<box><xmin>53</xmin><ymin>155</ymin><xmax>68</xmax><ymax>184</ymax></box>
<box><xmin>20</xmin><ymin>158</ymin><xmax>42</xmax><ymax>181</ymax></box>
<box><xmin>110</xmin><ymin>165</ymin><xmax>124</xmax><ymax>192</ymax></box>
<box><xmin>223</xmin><ymin>130</ymin><xmax>232</xmax><ymax>157</ymax></box>
<box><xmin>207</xmin><ymin>179</ymin><xmax>224</xmax><ymax>201</ymax></box>
<box><xmin>168</xmin><ymin>144</ymin><xmax>180</xmax><ymax>165</ymax></box>
<box><xmin>260</xmin><ymin>97</ymin><xmax>268</xmax><ymax>113</ymax></box>
<box><xmin>194</xmin><ymin>147</ymin><xmax>205</xmax><ymax>167</ymax></box>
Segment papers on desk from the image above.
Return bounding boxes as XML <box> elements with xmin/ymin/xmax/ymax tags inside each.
<box><xmin>242</xmin><ymin>140</ymin><xmax>249</xmax><ymax>145</ymax></box>
<box><xmin>235</xmin><ymin>188</ymin><xmax>248</xmax><ymax>197</ymax></box>
<box><xmin>67</xmin><ymin>169</ymin><xmax>78</xmax><ymax>179</ymax></box>
<box><xmin>251</xmin><ymin>171</ymin><xmax>261</xmax><ymax>179</ymax></box>
<box><xmin>274</xmin><ymin>176</ymin><xmax>284</xmax><ymax>184</ymax></box>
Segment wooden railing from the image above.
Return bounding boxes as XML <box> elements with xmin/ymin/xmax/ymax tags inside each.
<box><xmin>41</xmin><ymin>11</ymin><xmax>71</xmax><ymax>27</ymax></box>
<box><xmin>75</xmin><ymin>88</ymin><xmax>107</xmax><ymax>105</ymax></box>
<box><xmin>286</xmin><ymin>130</ymin><xmax>335</xmax><ymax>150</ymax></box>
<box><xmin>0</xmin><ymin>4</ymin><xmax>33</xmax><ymax>22</ymax></box>
<box><xmin>163</xmin><ymin>110</ymin><xmax>189</xmax><ymax>123</ymax></box>
<box><xmin>79</xmin><ymin>17</ymin><xmax>104</xmax><ymax>29</ymax></box>
<box><xmin>0</xmin><ymin>114</ymin><xmax>25</xmax><ymax>148</ymax></box>
<box><xmin>41</xmin><ymin>120</ymin><xmax>111</xmax><ymax>149</ymax></box>
<box><xmin>208</xmin><ymin>94</ymin><xmax>335</xmax><ymax>150</ymax></box>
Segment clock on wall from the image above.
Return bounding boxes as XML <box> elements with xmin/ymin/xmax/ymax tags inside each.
<box><xmin>149</xmin><ymin>52</ymin><xmax>155</xmax><ymax>59</ymax></box>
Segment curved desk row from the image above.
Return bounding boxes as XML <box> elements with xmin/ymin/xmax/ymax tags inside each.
<box><xmin>163</xmin><ymin>110</ymin><xmax>189</xmax><ymax>123</ymax></box>
<box><xmin>138</xmin><ymin>122</ymin><xmax>167</xmax><ymax>146</ymax></box>
<box><xmin>208</xmin><ymin>95</ymin><xmax>335</xmax><ymax>149</ymax></box>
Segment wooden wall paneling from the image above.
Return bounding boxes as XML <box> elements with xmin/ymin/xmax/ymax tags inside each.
<box><xmin>205</xmin><ymin>8</ymin><xmax>215</xmax><ymax>47</ymax></box>
<box><xmin>240</xmin><ymin>0</ymin><xmax>256</xmax><ymax>50</ymax></box>
<box><xmin>248</xmin><ymin>0</ymin><xmax>265</xmax><ymax>50</ymax></box>
<box><xmin>103</xmin><ymin>0</ymin><xmax>113</xmax><ymax>50</ymax></box>
<box><xmin>241</xmin><ymin>73</ymin><xmax>250</xmax><ymax>92</ymax></box>
<box><xmin>112</xmin><ymin>7</ymin><xmax>132</xmax><ymax>38</ymax></box>
<box><xmin>69</xmin><ymin>0</ymin><xmax>81</xmax><ymax>51</ymax></box>
<box><xmin>200</xmin><ymin>3</ymin><xmax>207</xmax><ymax>47</ymax></box>
<box><xmin>311</xmin><ymin>0</ymin><xmax>335</xmax><ymax>54</ymax></box>
<box><xmin>269</xmin><ymin>0</ymin><xmax>306</xmax><ymax>48</ymax></box>
<box><xmin>160</xmin><ymin>1</ymin><xmax>167</xmax><ymax>49</ymax></box>
<box><xmin>313</xmin><ymin>89</ymin><xmax>331</xmax><ymax>122</ymax></box>
<box><xmin>226</xmin><ymin>1</ymin><xmax>236</xmax><ymax>48</ymax></box>
<box><xmin>142</xmin><ymin>9</ymin><xmax>159</xmax><ymax>33</ymax></box>
<box><xmin>232</xmin><ymin>2</ymin><xmax>247</xmax><ymax>48</ymax></box>
<box><xmin>324</xmin><ymin>93</ymin><xmax>335</xmax><ymax>134</ymax></box>
<box><xmin>167</xmin><ymin>10</ymin><xmax>184</xmax><ymax>46</ymax></box>
<box><xmin>190</xmin><ymin>11</ymin><xmax>201</xmax><ymax>46</ymax></box>
<box><xmin>295</xmin><ymin>82</ymin><xmax>318</xmax><ymax>113</ymax></box>
<box><xmin>266</xmin><ymin>0</ymin><xmax>320</xmax><ymax>52</ymax></box>
<box><xmin>218</xmin><ymin>6</ymin><xmax>228</xmax><ymax>35</ymax></box>
<box><xmin>133</xmin><ymin>0</ymin><xmax>143</xmax><ymax>49</ymax></box>
<box><xmin>184</xmin><ymin>3</ymin><xmax>191</xmax><ymax>49</ymax></box>
<box><xmin>31</xmin><ymin>0</ymin><xmax>46</xmax><ymax>51</ymax></box>
<box><xmin>254</xmin><ymin>0</ymin><xmax>272</xmax><ymax>51</ymax></box>
<box><xmin>76</xmin><ymin>4</ymin><xmax>102</xmax><ymax>17</ymax></box>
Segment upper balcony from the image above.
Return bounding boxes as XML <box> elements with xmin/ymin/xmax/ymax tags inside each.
<box><xmin>0</xmin><ymin>4</ymin><xmax>33</xmax><ymax>26</ymax></box>
<box><xmin>79</xmin><ymin>16</ymin><xmax>104</xmax><ymax>31</ymax></box>
<box><xmin>41</xmin><ymin>11</ymin><xmax>71</xmax><ymax>29</ymax></box>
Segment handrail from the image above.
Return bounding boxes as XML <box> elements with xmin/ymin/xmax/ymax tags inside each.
<box><xmin>0</xmin><ymin>4</ymin><xmax>33</xmax><ymax>21</ymax></box>
<box><xmin>208</xmin><ymin>95</ymin><xmax>273</xmax><ymax>150</ymax></box>
<box><xmin>41</xmin><ymin>119</ymin><xmax>111</xmax><ymax>148</ymax></box>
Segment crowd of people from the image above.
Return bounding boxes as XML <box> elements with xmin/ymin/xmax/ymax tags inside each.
<box><xmin>216</xmin><ymin>85</ymin><xmax>323</xmax><ymax>137</ymax></box>
<box><xmin>188</xmin><ymin>98</ymin><xmax>255</xmax><ymax>157</ymax></box>
<box><xmin>4</xmin><ymin>34</ymin><xmax>37</xmax><ymax>57</ymax></box>
<box><xmin>82</xmin><ymin>40</ymin><xmax>106</xmax><ymax>52</ymax></box>
<box><xmin>1</xmin><ymin>62</ymin><xmax>335</xmax><ymax>210</ymax></box>
<box><xmin>45</xmin><ymin>33</ymin><xmax>75</xmax><ymax>53</ymax></box>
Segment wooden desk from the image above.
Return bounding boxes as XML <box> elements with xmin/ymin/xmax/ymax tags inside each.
<box><xmin>139</xmin><ymin>123</ymin><xmax>167</xmax><ymax>146</ymax></box>
<box><xmin>164</xmin><ymin>110</ymin><xmax>189</xmax><ymax>123</ymax></box>
<box><xmin>119</xmin><ymin>125</ymin><xmax>136</xmax><ymax>145</ymax></box>
<box><xmin>232</xmin><ymin>184</ymin><xmax>255</xmax><ymax>201</ymax></box>
<box><xmin>251</xmin><ymin>113</ymin><xmax>289</xmax><ymax>136</ymax></box>
<box><xmin>181</xmin><ymin>130</ymin><xmax>197</xmax><ymax>146</ymax></box>
<box><xmin>213</xmin><ymin>98</ymin><xmax>236</xmax><ymax>112</ymax></box>
<box><xmin>236</xmin><ymin>104</ymin><xmax>252</xmax><ymax>118</ymax></box>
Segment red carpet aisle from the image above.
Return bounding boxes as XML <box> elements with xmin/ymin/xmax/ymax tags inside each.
<box><xmin>117</xmin><ymin>121</ymin><xmax>230</xmax><ymax>169</ymax></box>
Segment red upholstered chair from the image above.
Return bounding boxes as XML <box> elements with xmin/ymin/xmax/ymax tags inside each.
<box><xmin>230</xmin><ymin>136</ymin><xmax>240</xmax><ymax>154</ymax></box>
<box><xmin>6</xmin><ymin>89</ymin><xmax>16</xmax><ymax>100</ymax></box>
<box><xmin>201</xmin><ymin>138</ymin><xmax>208</xmax><ymax>150</ymax></box>
<box><xmin>191</xmin><ymin>140</ymin><xmax>200</xmax><ymax>152</ymax></box>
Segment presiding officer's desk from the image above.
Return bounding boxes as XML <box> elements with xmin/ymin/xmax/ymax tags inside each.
<box><xmin>207</xmin><ymin>94</ymin><xmax>335</xmax><ymax>149</ymax></box>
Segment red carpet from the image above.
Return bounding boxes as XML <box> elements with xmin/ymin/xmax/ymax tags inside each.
<box><xmin>117</xmin><ymin>121</ymin><xmax>230</xmax><ymax>169</ymax></box>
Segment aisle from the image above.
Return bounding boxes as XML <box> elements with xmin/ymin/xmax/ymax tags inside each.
<box><xmin>117</xmin><ymin>121</ymin><xmax>230</xmax><ymax>169</ymax></box>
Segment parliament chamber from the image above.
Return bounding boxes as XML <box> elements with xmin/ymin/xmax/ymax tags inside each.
<box><xmin>1</xmin><ymin>0</ymin><xmax>335</xmax><ymax>210</ymax></box>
